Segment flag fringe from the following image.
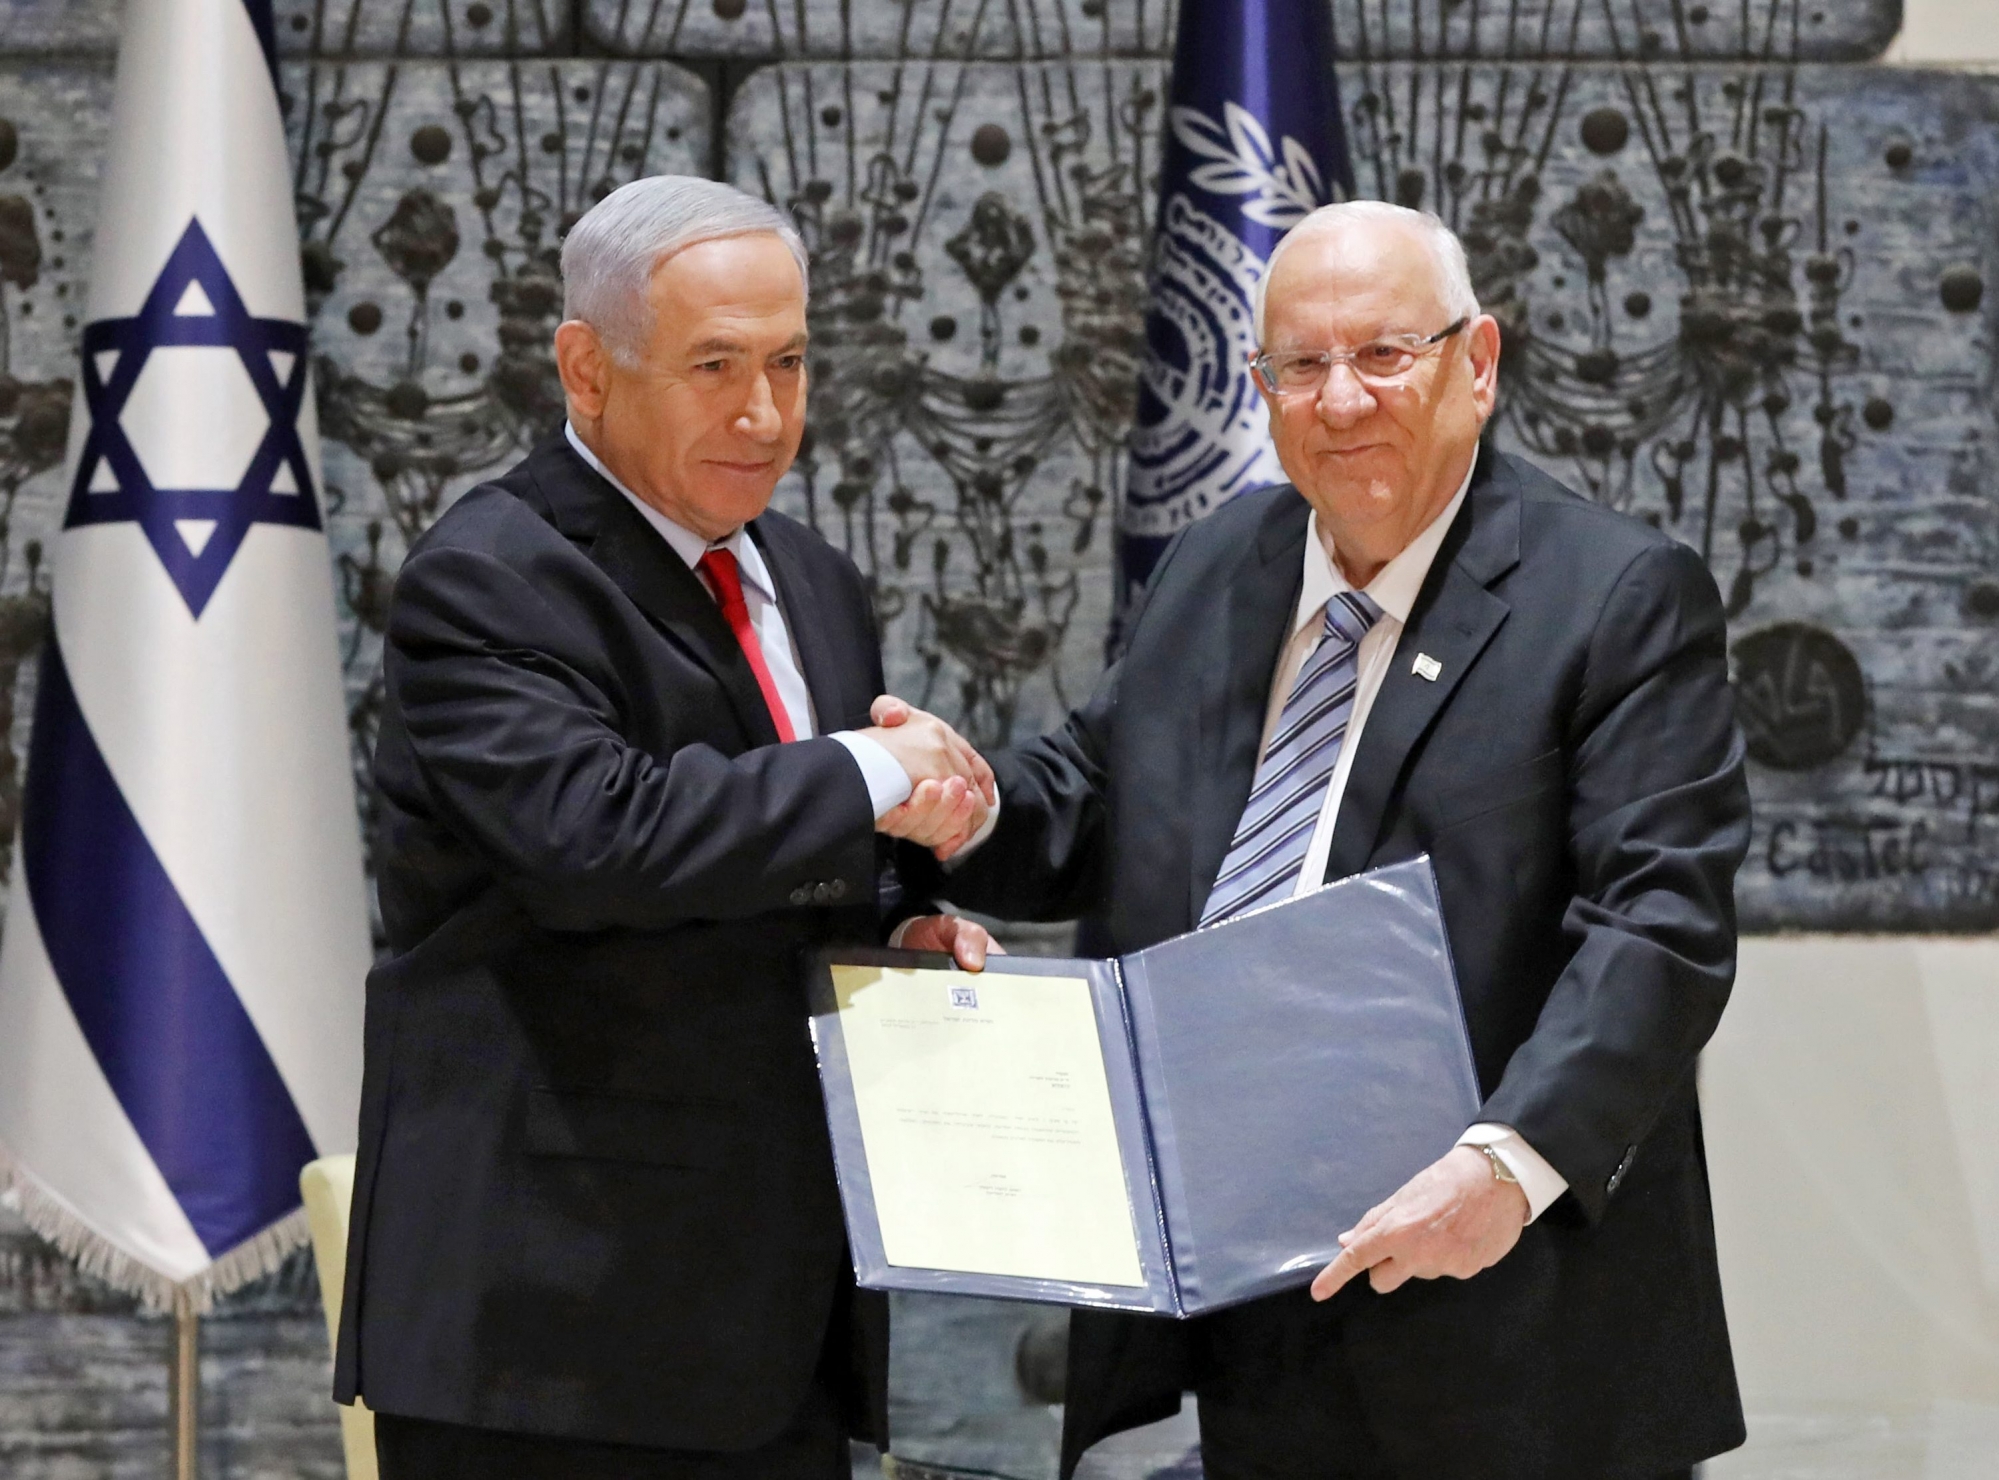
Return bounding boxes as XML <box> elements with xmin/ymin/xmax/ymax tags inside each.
<box><xmin>0</xmin><ymin>1141</ymin><xmax>311</xmax><ymax>1314</ymax></box>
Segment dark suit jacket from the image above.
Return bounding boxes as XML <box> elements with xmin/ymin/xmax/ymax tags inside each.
<box><xmin>333</xmin><ymin>438</ymin><xmax>912</xmax><ymax>1453</ymax></box>
<box><xmin>941</xmin><ymin>450</ymin><xmax>1752</xmax><ymax>1480</ymax></box>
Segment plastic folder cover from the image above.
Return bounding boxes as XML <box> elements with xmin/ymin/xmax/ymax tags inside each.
<box><xmin>809</xmin><ymin>856</ymin><xmax>1477</xmax><ymax>1314</ymax></box>
<box><xmin>1120</xmin><ymin>857</ymin><xmax>1480</xmax><ymax>1313</ymax></box>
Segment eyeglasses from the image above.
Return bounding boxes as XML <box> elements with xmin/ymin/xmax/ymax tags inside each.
<box><xmin>1251</xmin><ymin>318</ymin><xmax>1469</xmax><ymax>396</ymax></box>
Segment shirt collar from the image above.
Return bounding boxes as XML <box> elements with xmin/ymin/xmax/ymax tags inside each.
<box><xmin>564</xmin><ymin>421</ymin><xmax>776</xmax><ymax>602</ymax></box>
<box><xmin>1295</xmin><ymin>448</ymin><xmax>1478</xmax><ymax>637</ymax></box>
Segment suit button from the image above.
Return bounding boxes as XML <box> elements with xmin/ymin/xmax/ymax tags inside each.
<box><xmin>829</xmin><ymin>878</ymin><xmax>848</xmax><ymax>900</ymax></box>
<box><xmin>789</xmin><ymin>886</ymin><xmax>811</xmax><ymax>906</ymax></box>
<box><xmin>813</xmin><ymin>882</ymin><xmax>833</xmax><ymax>903</ymax></box>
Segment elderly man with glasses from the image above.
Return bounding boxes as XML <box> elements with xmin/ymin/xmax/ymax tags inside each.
<box><xmin>927</xmin><ymin>200</ymin><xmax>1753</xmax><ymax>1479</ymax></box>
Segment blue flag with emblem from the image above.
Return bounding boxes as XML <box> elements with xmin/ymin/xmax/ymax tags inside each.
<box><xmin>0</xmin><ymin>0</ymin><xmax>369</xmax><ymax>1307</ymax></box>
<box><xmin>1119</xmin><ymin>0</ymin><xmax>1354</xmax><ymax>605</ymax></box>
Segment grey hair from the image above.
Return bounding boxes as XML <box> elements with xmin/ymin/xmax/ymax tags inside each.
<box><xmin>1252</xmin><ymin>200</ymin><xmax>1480</xmax><ymax>342</ymax></box>
<box><xmin>560</xmin><ymin>175</ymin><xmax>810</xmax><ymax>364</ymax></box>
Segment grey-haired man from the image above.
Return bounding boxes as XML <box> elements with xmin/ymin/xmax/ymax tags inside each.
<box><xmin>333</xmin><ymin>175</ymin><xmax>998</xmax><ymax>1478</ymax></box>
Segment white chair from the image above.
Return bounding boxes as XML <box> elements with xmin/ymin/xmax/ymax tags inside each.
<box><xmin>300</xmin><ymin>1153</ymin><xmax>379</xmax><ymax>1480</ymax></box>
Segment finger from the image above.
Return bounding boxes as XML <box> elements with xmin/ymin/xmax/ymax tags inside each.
<box><xmin>940</xmin><ymin>730</ymin><xmax>981</xmax><ymax>785</ymax></box>
<box><xmin>951</xmin><ymin>921</ymin><xmax>988</xmax><ymax>973</ymax></box>
<box><xmin>933</xmin><ymin>805</ymin><xmax>987</xmax><ymax>857</ymax></box>
<box><xmin>893</xmin><ymin>779</ymin><xmax>942</xmax><ymax>830</ymax></box>
<box><xmin>926</xmin><ymin>776</ymin><xmax>971</xmax><ymax>827</ymax></box>
<box><xmin>896</xmin><ymin>802</ymin><xmax>960</xmax><ymax>848</ymax></box>
<box><xmin>1333</xmin><ymin>1218</ymin><xmax>1396</xmax><ymax>1274</ymax></box>
<box><xmin>961</xmin><ymin>751</ymin><xmax>995</xmax><ymax>809</ymax></box>
<box><xmin>918</xmin><ymin>785</ymin><xmax>982</xmax><ymax>848</ymax></box>
<box><xmin>1311</xmin><ymin>1246</ymin><xmax>1366</xmax><ymax>1302</ymax></box>
<box><xmin>933</xmin><ymin>722</ymin><xmax>985</xmax><ymax>782</ymax></box>
<box><xmin>1349</xmin><ymin>1200</ymin><xmax>1393</xmax><ymax>1241</ymax></box>
<box><xmin>871</xmin><ymin>695</ymin><xmax>915</xmax><ymax>726</ymax></box>
<box><xmin>879</xmin><ymin>780</ymin><xmax>949</xmax><ymax>840</ymax></box>
<box><xmin>1368</xmin><ymin>1258</ymin><xmax>1410</xmax><ymax>1295</ymax></box>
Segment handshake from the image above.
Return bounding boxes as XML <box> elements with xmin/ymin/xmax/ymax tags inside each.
<box><xmin>855</xmin><ymin>695</ymin><xmax>995</xmax><ymax>862</ymax></box>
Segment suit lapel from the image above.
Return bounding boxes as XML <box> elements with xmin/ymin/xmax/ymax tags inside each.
<box><xmin>1187</xmin><ymin>491</ymin><xmax>1311</xmax><ymax>925</ymax></box>
<box><xmin>526</xmin><ymin>439</ymin><xmax>782</xmax><ymax>749</ymax></box>
<box><xmin>750</xmin><ymin>517</ymin><xmax>857</xmax><ymax>731</ymax></box>
<box><xmin>1324</xmin><ymin>455</ymin><xmax>1522</xmax><ymax>882</ymax></box>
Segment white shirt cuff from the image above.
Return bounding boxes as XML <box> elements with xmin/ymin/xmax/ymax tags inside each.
<box><xmin>829</xmin><ymin>731</ymin><xmax>914</xmax><ymax>819</ymax></box>
<box><xmin>1457</xmin><ymin>1123</ymin><xmax>1569</xmax><ymax>1222</ymax></box>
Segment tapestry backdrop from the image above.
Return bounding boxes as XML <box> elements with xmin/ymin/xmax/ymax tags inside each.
<box><xmin>2</xmin><ymin>1</ymin><xmax>1996</xmax><ymax>1474</ymax></box>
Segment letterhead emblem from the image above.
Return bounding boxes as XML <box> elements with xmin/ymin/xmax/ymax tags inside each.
<box><xmin>949</xmin><ymin>984</ymin><xmax>980</xmax><ymax>1011</ymax></box>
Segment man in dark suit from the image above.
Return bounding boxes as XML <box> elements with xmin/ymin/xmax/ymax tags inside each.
<box><xmin>925</xmin><ymin>201</ymin><xmax>1752</xmax><ymax>1479</ymax></box>
<box><xmin>333</xmin><ymin>176</ymin><xmax>999</xmax><ymax>1479</ymax></box>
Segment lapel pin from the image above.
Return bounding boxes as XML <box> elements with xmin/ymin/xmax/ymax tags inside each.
<box><xmin>1412</xmin><ymin>653</ymin><xmax>1443</xmax><ymax>682</ymax></box>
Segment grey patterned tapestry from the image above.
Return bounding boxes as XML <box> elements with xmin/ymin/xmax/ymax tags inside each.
<box><xmin>3</xmin><ymin>1</ymin><xmax>1997</xmax><ymax>1475</ymax></box>
<box><xmin>0</xmin><ymin>0</ymin><xmax>1985</xmax><ymax>944</ymax></box>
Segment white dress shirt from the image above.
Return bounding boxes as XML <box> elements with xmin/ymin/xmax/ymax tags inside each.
<box><xmin>1255</xmin><ymin>450</ymin><xmax>1568</xmax><ymax>1221</ymax></box>
<box><xmin>564</xmin><ymin>424</ymin><xmax>912</xmax><ymax>818</ymax></box>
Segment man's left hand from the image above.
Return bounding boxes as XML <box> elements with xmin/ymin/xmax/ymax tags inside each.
<box><xmin>897</xmin><ymin>914</ymin><xmax>1004</xmax><ymax>972</ymax></box>
<box><xmin>1310</xmin><ymin>1145</ymin><xmax>1529</xmax><ymax>1300</ymax></box>
<box><xmin>879</xmin><ymin>774</ymin><xmax>988</xmax><ymax>851</ymax></box>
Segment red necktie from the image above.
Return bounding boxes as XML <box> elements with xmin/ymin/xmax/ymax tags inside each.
<box><xmin>696</xmin><ymin>548</ymin><xmax>797</xmax><ymax>743</ymax></box>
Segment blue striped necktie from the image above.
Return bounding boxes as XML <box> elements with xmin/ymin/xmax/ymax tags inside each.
<box><xmin>1200</xmin><ymin>590</ymin><xmax>1384</xmax><ymax>926</ymax></box>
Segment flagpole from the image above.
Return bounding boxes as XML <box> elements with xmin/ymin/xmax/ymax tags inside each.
<box><xmin>169</xmin><ymin>1287</ymin><xmax>199</xmax><ymax>1480</ymax></box>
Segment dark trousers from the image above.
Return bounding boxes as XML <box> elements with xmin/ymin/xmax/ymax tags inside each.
<box><xmin>1193</xmin><ymin>1298</ymin><xmax>1693</xmax><ymax>1480</ymax></box>
<box><xmin>373</xmin><ymin>1373</ymin><xmax>851</xmax><ymax>1480</ymax></box>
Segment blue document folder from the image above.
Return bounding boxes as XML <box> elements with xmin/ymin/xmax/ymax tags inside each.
<box><xmin>809</xmin><ymin>857</ymin><xmax>1480</xmax><ymax>1315</ymax></box>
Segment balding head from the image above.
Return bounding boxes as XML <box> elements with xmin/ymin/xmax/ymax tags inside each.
<box><xmin>1254</xmin><ymin>202</ymin><xmax>1479</xmax><ymax>343</ymax></box>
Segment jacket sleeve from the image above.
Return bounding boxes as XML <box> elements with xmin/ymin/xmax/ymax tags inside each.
<box><xmin>385</xmin><ymin>542</ymin><xmax>878</xmax><ymax>933</ymax></box>
<box><xmin>1479</xmin><ymin>539</ymin><xmax>1752</xmax><ymax>1223</ymax></box>
<box><xmin>932</xmin><ymin>530</ymin><xmax>1192</xmax><ymax>923</ymax></box>
<box><xmin>928</xmin><ymin>666</ymin><xmax>1121</xmax><ymax>923</ymax></box>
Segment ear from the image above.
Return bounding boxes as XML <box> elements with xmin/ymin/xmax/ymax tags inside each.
<box><xmin>1467</xmin><ymin>314</ymin><xmax>1502</xmax><ymax>419</ymax></box>
<box><xmin>1247</xmin><ymin>346</ymin><xmax>1279</xmax><ymax>418</ymax></box>
<box><xmin>554</xmin><ymin>320</ymin><xmax>612</xmax><ymax>421</ymax></box>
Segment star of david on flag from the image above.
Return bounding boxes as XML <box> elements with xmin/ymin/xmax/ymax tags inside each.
<box><xmin>1118</xmin><ymin>0</ymin><xmax>1354</xmax><ymax>610</ymax></box>
<box><xmin>0</xmin><ymin>0</ymin><xmax>369</xmax><ymax>1310</ymax></box>
<box><xmin>69</xmin><ymin>218</ymin><xmax>321</xmax><ymax>617</ymax></box>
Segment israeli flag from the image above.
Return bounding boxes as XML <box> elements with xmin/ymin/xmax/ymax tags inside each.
<box><xmin>1120</xmin><ymin>0</ymin><xmax>1354</xmax><ymax>602</ymax></box>
<box><xmin>0</xmin><ymin>0</ymin><xmax>369</xmax><ymax>1306</ymax></box>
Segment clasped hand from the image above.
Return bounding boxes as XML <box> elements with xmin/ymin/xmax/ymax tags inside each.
<box><xmin>857</xmin><ymin>695</ymin><xmax>994</xmax><ymax>859</ymax></box>
<box><xmin>857</xmin><ymin>694</ymin><xmax>1001</xmax><ymax>973</ymax></box>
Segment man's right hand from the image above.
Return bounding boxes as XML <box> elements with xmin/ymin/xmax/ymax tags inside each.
<box><xmin>857</xmin><ymin>697</ymin><xmax>996</xmax><ymax>801</ymax></box>
<box><xmin>859</xmin><ymin>697</ymin><xmax>996</xmax><ymax>853</ymax></box>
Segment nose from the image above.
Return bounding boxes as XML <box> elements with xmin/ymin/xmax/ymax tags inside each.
<box><xmin>1315</xmin><ymin>360</ymin><xmax>1378</xmax><ymax>429</ymax></box>
<box><xmin>736</xmin><ymin>370</ymin><xmax>784</xmax><ymax>442</ymax></box>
